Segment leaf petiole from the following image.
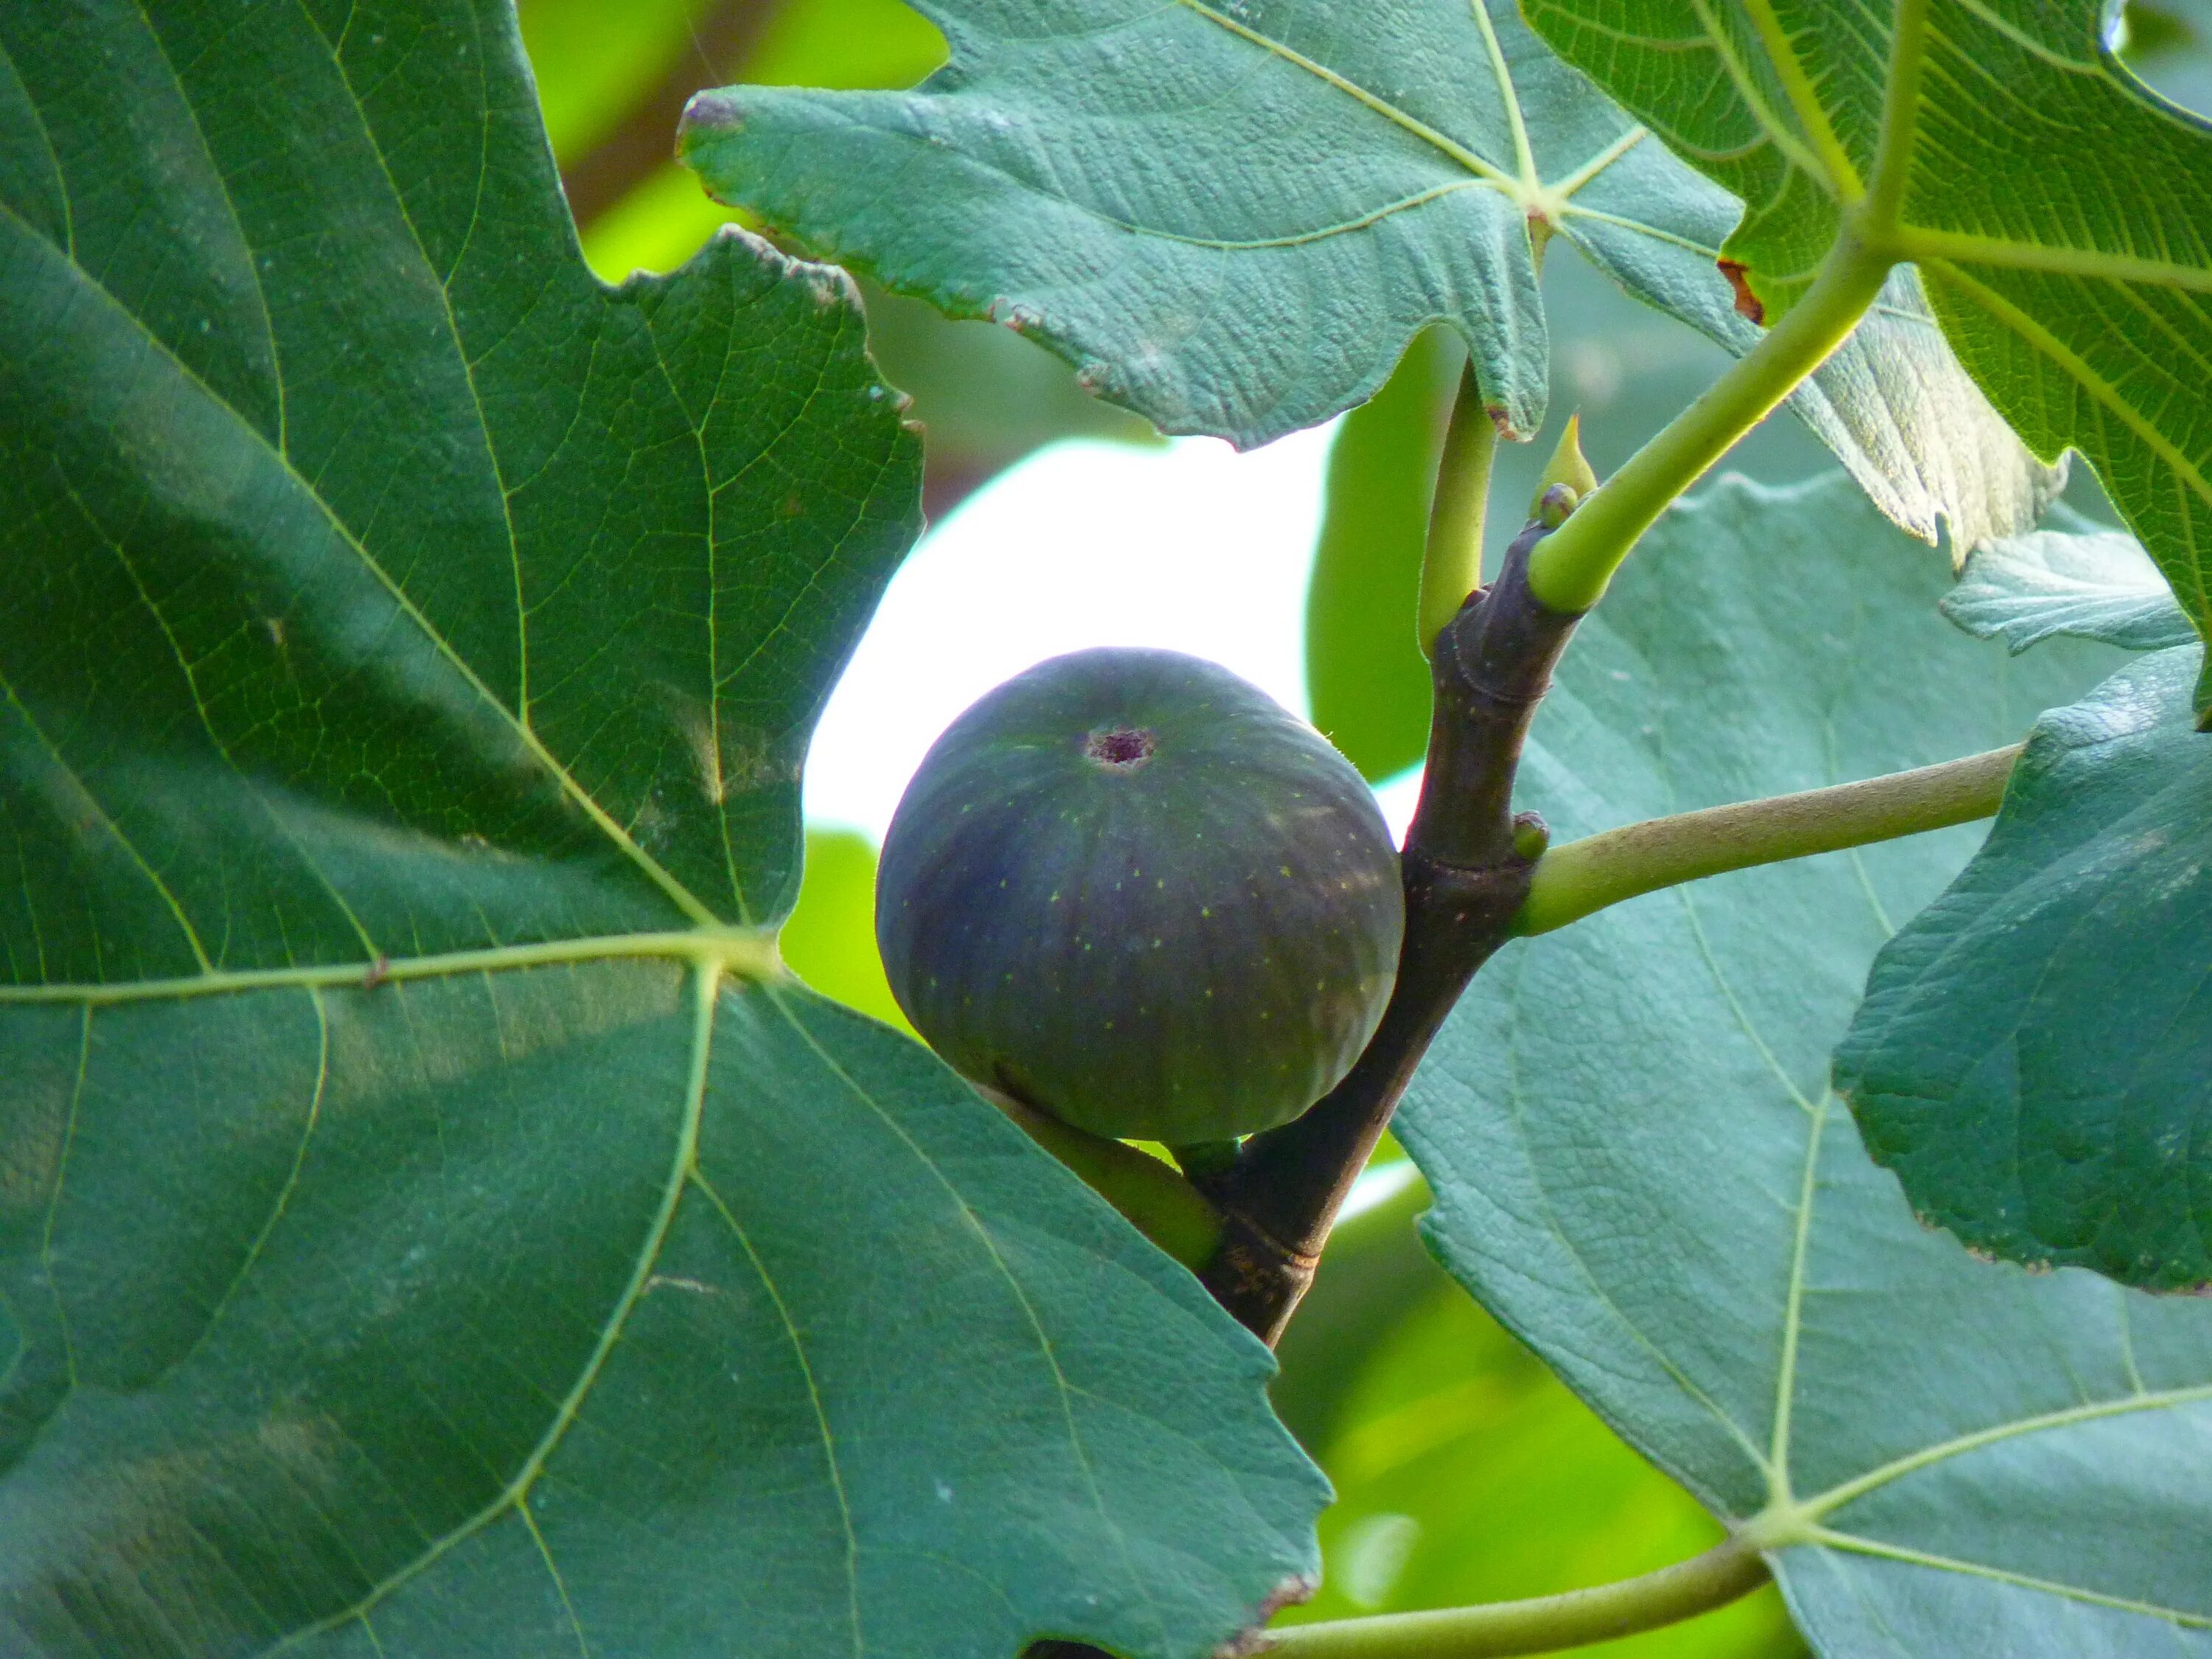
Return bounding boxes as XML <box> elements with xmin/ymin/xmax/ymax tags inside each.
<box><xmin>1418</xmin><ymin>362</ymin><xmax>1499</xmax><ymax>655</ymax></box>
<box><xmin>1523</xmin><ymin>240</ymin><xmax>1891</xmax><ymax>614</ymax></box>
<box><xmin>1260</xmin><ymin>1537</ymin><xmax>1769</xmax><ymax>1658</ymax></box>
<box><xmin>983</xmin><ymin>1087</ymin><xmax>1226</xmax><ymax>1271</ymax></box>
<box><xmin>1512</xmin><ymin>745</ymin><xmax>2023</xmax><ymax>936</ymax></box>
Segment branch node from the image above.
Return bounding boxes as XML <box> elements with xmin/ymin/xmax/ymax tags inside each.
<box><xmin>1197</xmin><ymin>521</ymin><xmax>1585</xmax><ymax>1343</ymax></box>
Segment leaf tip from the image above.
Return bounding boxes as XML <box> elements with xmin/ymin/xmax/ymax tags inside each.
<box><xmin>677</xmin><ymin>86</ymin><xmax>745</xmax><ymax>145</ymax></box>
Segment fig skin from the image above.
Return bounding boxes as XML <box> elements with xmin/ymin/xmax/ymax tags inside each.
<box><xmin>875</xmin><ymin>647</ymin><xmax>1404</xmax><ymax>1144</ymax></box>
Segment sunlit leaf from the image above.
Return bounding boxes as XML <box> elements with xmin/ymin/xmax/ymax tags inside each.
<box><xmin>678</xmin><ymin>0</ymin><xmax>2056</xmax><ymax>560</ymax></box>
<box><xmin>517</xmin><ymin>0</ymin><xmax>707</xmax><ymax>163</ymax></box>
<box><xmin>1304</xmin><ymin>332</ymin><xmax>1461</xmax><ymax>783</ymax></box>
<box><xmin>567</xmin><ymin>0</ymin><xmax>947</xmax><ymax>283</ymax></box>
<box><xmin>743</xmin><ymin>0</ymin><xmax>947</xmax><ymax>90</ymax></box>
<box><xmin>1523</xmin><ymin>0</ymin><xmax>2212</xmax><ymax>691</ymax></box>
<box><xmin>782</xmin><ymin>827</ymin><xmax>913</xmax><ymax>1032</ymax></box>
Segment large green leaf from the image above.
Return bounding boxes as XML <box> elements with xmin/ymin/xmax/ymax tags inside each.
<box><xmin>1397</xmin><ymin>476</ymin><xmax>2212</xmax><ymax>1656</ymax></box>
<box><xmin>0</xmin><ymin>2</ymin><xmax>1325</xmax><ymax>1652</ymax></box>
<box><xmin>1523</xmin><ymin>0</ymin><xmax>2212</xmax><ymax>688</ymax></box>
<box><xmin>1836</xmin><ymin>645</ymin><xmax>2212</xmax><ymax>1291</ymax></box>
<box><xmin>678</xmin><ymin>0</ymin><xmax>2057</xmax><ymax>560</ymax></box>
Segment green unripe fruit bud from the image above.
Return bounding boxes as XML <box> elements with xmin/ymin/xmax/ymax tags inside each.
<box><xmin>876</xmin><ymin>648</ymin><xmax>1405</xmax><ymax>1144</ymax></box>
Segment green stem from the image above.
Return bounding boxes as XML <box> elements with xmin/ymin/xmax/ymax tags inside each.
<box><xmin>1524</xmin><ymin>242</ymin><xmax>1891</xmax><ymax>614</ymax></box>
<box><xmin>982</xmin><ymin>1088</ymin><xmax>1225</xmax><ymax>1271</ymax></box>
<box><xmin>1264</xmin><ymin>1540</ymin><xmax>1770</xmax><ymax>1658</ymax></box>
<box><xmin>1419</xmin><ymin>362</ymin><xmax>1498</xmax><ymax>655</ymax></box>
<box><xmin>1514</xmin><ymin>745</ymin><xmax>2020</xmax><ymax>936</ymax></box>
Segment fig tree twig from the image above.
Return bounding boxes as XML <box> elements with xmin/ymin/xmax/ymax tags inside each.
<box><xmin>1197</xmin><ymin>518</ymin><xmax>1582</xmax><ymax>1344</ymax></box>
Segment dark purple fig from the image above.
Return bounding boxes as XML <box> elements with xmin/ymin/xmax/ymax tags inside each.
<box><xmin>875</xmin><ymin>647</ymin><xmax>1403</xmax><ymax>1144</ymax></box>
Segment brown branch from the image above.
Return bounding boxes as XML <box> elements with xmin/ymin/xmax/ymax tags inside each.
<box><xmin>557</xmin><ymin>0</ymin><xmax>770</xmax><ymax>230</ymax></box>
<box><xmin>1196</xmin><ymin>519</ymin><xmax>1583</xmax><ymax>1345</ymax></box>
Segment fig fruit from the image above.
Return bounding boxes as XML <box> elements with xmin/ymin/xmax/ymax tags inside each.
<box><xmin>875</xmin><ymin>647</ymin><xmax>1403</xmax><ymax>1144</ymax></box>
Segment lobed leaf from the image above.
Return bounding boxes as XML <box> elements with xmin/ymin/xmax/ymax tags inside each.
<box><xmin>0</xmin><ymin>2</ymin><xmax>1326</xmax><ymax>1652</ymax></box>
<box><xmin>1400</xmin><ymin>475</ymin><xmax>2212</xmax><ymax>1657</ymax></box>
<box><xmin>1837</xmin><ymin>644</ymin><xmax>2212</xmax><ymax>1291</ymax></box>
<box><xmin>1523</xmin><ymin>0</ymin><xmax>2212</xmax><ymax>692</ymax></box>
<box><xmin>678</xmin><ymin>0</ymin><xmax>2055</xmax><ymax>553</ymax></box>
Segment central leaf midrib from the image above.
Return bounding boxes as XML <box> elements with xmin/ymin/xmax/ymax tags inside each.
<box><xmin>0</xmin><ymin>930</ymin><xmax>782</xmax><ymax>1006</ymax></box>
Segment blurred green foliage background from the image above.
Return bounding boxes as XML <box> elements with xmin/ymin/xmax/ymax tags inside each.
<box><xmin>518</xmin><ymin>2</ymin><xmax>2208</xmax><ymax>1649</ymax></box>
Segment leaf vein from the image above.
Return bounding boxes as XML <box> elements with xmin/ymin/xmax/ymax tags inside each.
<box><xmin>692</xmin><ymin>1166</ymin><xmax>863</xmax><ymax>1658</ymax></box>
<box><xmin>0</xmin><ymin>193</ymin><xmax>719</xmax><ymax>927</ymax></box>
<box><xmin>763</xmin><ymin>985</ymin><xmax>1175</xmax><ymax>1651</ymax></box>
<box><xmin>1169</xmin><ymin>0</ymin><xmax>1514</xmax><ymax>188</ymax></box>
<box><xmin>1806</xmin><ymin>1527</ymin><xmax>2212</xmax><ymax>1627</ymax></box>
<box><xmin>263</xmin><ymin>961</ymin><xmax>717</xmax><ymax>1653</ymax></box>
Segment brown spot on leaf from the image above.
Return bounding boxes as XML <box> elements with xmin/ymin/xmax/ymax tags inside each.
<box><xmin>1213</xmin><ymin>1574</ymin><xmax>1319</xmax><ymax>1657</ymax></box>
<box><xmin>1718</xmin><ymin>259</ymin><xmax>1765</xmax><ymax>324</ymax></box>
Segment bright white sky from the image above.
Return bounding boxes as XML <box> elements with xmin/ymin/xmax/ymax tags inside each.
<box><xmin>804</xmin><ymin>423</ymin><xmax>1428</xmax><ymax>846</ymax></box>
